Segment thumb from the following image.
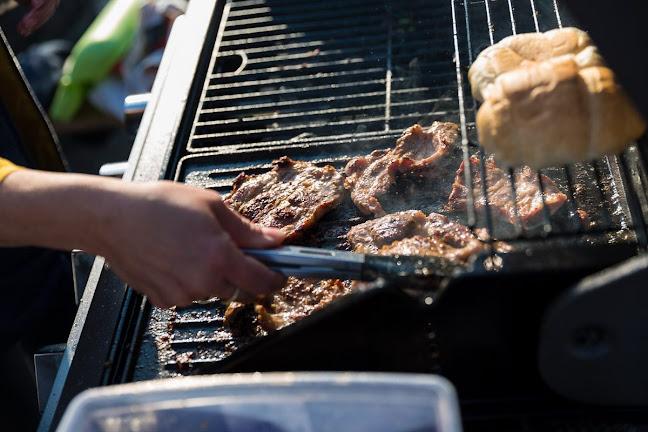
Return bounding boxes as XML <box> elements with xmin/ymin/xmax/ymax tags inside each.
<box><xmin>213</xmin><ymin>201</ymin><xmax>285</xmax><ymax>248</ymax></box>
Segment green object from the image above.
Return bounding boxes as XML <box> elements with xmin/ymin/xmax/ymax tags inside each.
<box><xmin>48</xmin><ymin>0</ymin><xmax>141</xmax><ymax>122</ymax></box>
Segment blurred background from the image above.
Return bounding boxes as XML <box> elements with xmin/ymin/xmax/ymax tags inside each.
<box><xmin>0</xmin><ymin>0</ymin><xmax>187</xmax><ymax>174</ymax></box>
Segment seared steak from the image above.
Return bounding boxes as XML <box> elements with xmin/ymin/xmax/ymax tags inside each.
<box><xmin>344</xmin><ymin>122</ymin><xmax>459</xmax><ymax>217</ymax></box>
<box><xmin>347</xmin><ymin>210</ymin><xmax>501</xmax><ymax>261</ymax></box>
<box><xmin>225</xmin><ymin>157</ymin><xmax>345</xmax><ymax>241</ymax></box>
<box><xmin>446</xmin><ymin>156</ymin><xmax>567</xmax><ymax>227</ymax></box>
<box><xmin>226</xmin><ymin>278</ymin><xmax>352</xmax><ymax>332</ymax></box>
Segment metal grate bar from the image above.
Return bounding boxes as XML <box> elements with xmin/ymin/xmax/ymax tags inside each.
<box><xmin>217</xmin><ymin>45</ymin><xmax>392</xmax><ymax>67</ymax></box>
<box><xmin>562</xmin><ymin>165</ymin><xmax>586</xmax><ymax>233</ymax></box>
<box><xmin>220</xmin><ymin>27</ymin><xmax>384</xmax><ymax>50</ymax></box>
<box><xmin>200</xmin><ymin>87</ymin><xmax>456</xmax><ymax>115</ymax></box>
<box><xmin>170</xmin><ymin>339</ymin><xmax>228</xmax><ymax>349</ymax></box>
<box><xmin>384</xmin><ymin>21</ymin><xmax>393</xmax><ymax>132</ymax></box>
<box><xmin>211</xmin><ymin>59</ymin><xmax>380</xmax><ymax>81</ymax></box>
<box><xmin>204</xmin><ymin>81</ymin><xmax>452</xmax><ymax>105</ymax></box>
<box><xmin>507</xmin><ymin>168</ymin><xmax>524</xmax><ymax>236</ymax></box>
<box><xmin>507</xmin><ymin>0</ymin><xmax>518</xmax><ymax>34</ymax></box>
<box><xmin>218</xmin><ymin>34</ymin><xmax>386</xmax><ymax>57</ymax></box>
<box><xmin>529</xmin><ymin>0</ymin><xmax>540</xmax><ymax>31</ymax></box>
<box><xmin>205</xmin><ymin>79</ymin><xmax>387</xmax><ymax>102</ymax></box>
<box><xmin>225</xmin><ymin>4</ymin><xmax>384</xmax><ymax>28</ymax></box>
<box><xmin>452</xmin><ymin>0</ymin><xmax>478</xmax><ymax>229</ymax></box>
<box><xmin>200</xmin><ymin>93</ymin><xmax>389</xmax><ymax>115</ymax></box>
<box><xmin>536</xmin><ymin>171</ymin><xmax>554</xmax><ymax>236</ymax></box>
<box><xmin>483</xmin><ymin>0</ymin><xmax>496</xmax><ymax>44</ymax></box>
<box><xmin>193</xmin><ymin>112</ymin><xmax>459</xmax><ymax>143</ymax></box>
<box><xmin>475</xmin><ymin>0</ymin><xmax>497</xmax><ymax>239</ymax></box>
<box><xmin>190</xmin><ymin>130</ymin><xmax>403</xmax><ymax>153</ymax></box>
<box><xmin>207</xmin><ymin>68</ymin><xmax>385</xmax><ymax>91</ymax></box>
<box><xmin>591</xmin><ymin>160</ymin><xmax>614</xmax><ymax>230</ymax></box>
<box><xmin>553</xmin><ymin>0</ymin><xmax>563</xmax><ymax>27</ymax></box>
<box><xmin>210</xmin><ymin>58</ymin><xmax>453</xmax><ymax>84</ymax></box>
<box><xmin>222</xmin><ymin>14</ymin><xmax>384</xmax><ymax>37</ymax></box>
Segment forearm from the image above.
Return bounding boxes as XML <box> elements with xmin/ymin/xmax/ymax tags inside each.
<box><xmin>0</xmin><ymin>168</ymin><xmax>124</xmax><ymax>253</ymax></box>
<box><xmin>0</xmin><ymin>168</ymin><xmax>286</xmax><ymax>307</ymax></box>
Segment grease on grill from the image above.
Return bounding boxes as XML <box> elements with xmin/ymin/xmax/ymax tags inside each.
<box><xmin>226</xmin><ymin>278</ymin><xmax>354</xmax><ymax>333</ymax></box>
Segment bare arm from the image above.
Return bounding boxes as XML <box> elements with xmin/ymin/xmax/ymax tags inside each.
<box><xmin>0</xmin><ymin>169</ymin><xmax>286</xmax><ymax>308</ymax></box>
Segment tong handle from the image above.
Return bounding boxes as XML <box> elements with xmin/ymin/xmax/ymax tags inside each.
<box><xmin>245</xmin><ymin>246</ymin><xmax>461</xmax><ymax>283</ymax></box>
<box><xmin>244</xmin><ymin>246</ymin><xmax>365</xmax><ymax>279</ymax></box>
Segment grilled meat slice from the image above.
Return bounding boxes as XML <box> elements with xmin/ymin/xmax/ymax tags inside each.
<box><xmin>347</xmin><ymin>210</ymin><xmax>428</xmax><ymax>254</ymax></box>
<box><xmin>347</xmin><ymin>210</ymin><xmax>498</xmax><ymax>261</ymax></box>
<box><xmin>224</xmin><ymin>278</ymin><xmax>353</xmax><ymax>332</ymax></box>
<box><xmin>446</xmin><ymin>156</ymin><xmax>567</xmax><ymax>227</ymax></box>
<box><xmin>344</xmin><ymin>122</ymin><xmax>459</xmax><ymax>217</ymax></box>
<box><xmin>225</xmin><ymin>157</ymin><xmax>345</xmax><ymax>241</ymax></box>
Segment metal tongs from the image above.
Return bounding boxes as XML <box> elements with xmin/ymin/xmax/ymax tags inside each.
<box><xmin>244</xmin><ymin>245</ymin><xmax>464</xmax><ymax>284</ymax></box>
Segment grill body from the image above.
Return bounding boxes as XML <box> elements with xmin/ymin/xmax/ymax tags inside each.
<box><xmin>40</xmin><ymin>0</ymin><xmax>648</xmax><ymax>430</ymax></box>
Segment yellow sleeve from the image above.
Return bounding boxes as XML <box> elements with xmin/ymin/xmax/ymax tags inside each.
<box><xmin>0</xmin><ymin>157</ymin><xmax>23</xmax><ymax>182</ymax></box>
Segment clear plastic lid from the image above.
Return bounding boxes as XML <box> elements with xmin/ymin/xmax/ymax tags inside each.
<box><xmin>56</xmin><ymin>372</ymin><xmax>462</xmax><ymax>432</ymax></box>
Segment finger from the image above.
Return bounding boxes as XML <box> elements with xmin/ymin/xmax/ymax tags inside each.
<box><xmin>214</xmin><ymin>242</ymin><xmax>286</xmax><ymax>297</ymax></box>
<box><xmin>17</xmin><ymin>0</ymin><xmax>59</xmax><ymax>36</ymax></box>
<box><xmin>233</xmin><ymin>286</ymin><xmax>268</xmax><ymax>305</ymax></box>
<box><xmin>207</xmin><ymin>233</ymin><xmax>284</xmax><ymax>295</ymax></box>
<box><xmin>110</xmin><ymin>265</ymin><xmax>171</xmax><ymax>309</ymax></box>
<box><xmin>109</xmin><ymin>258</ymin><xmax>193</xmax><ymax>309</ymax></box>
<box><xmin>214</xmin><ymin>280</ymin><xmax>240</xmax><ymax>305</ymax></box>
<box><xmin>211</xmin><ymin>200</ymin><xmax>285</xmax><ymax>248</ymax></box>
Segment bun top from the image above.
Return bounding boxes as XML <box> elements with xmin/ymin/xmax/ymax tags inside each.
<box><xmin>468</xmin><ymin>28</ymin><xmax>604</xmax><ymax>102</ymax></box>
<box><xmin>467</xmin><ymin>27</ymin><xmax>646</xmax><ymax>169</ymax></box>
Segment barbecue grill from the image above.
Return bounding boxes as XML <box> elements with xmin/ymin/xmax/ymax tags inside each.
<box><xmin>39</xmin><ymin>0</ymin><xmax>648</xmax><ymax>430</ymax></box>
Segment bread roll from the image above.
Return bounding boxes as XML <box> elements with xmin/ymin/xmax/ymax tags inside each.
<box><xmin>468</xmin><ymin>27</ymin><xmax>646</xmax><ymax>169</ymax></box>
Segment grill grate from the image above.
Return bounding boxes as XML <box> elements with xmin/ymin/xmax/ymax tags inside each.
<box><xmin>134</xmin><ymin>0</ymin><xmax>648</xmax><ymax>380</ymax></box>
<box><xmin>186</xmin><ymin>0</ymin><xmax>461</xmax><ymax>150</ymax></box>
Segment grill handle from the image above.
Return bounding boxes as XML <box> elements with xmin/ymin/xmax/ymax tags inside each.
<box><xmin>124</xmin><ymin>92</ymin><xmax>150</xmax><ymax>135</ymax></box>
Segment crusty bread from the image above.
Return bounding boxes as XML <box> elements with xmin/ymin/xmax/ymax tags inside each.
<box><xmin>468</xmin><ymin>27</ymin><xmax>646</xmax><ymax>169</ymax></box>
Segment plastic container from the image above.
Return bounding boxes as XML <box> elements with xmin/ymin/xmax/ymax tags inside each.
<box><xmin>48</xmin><ymin>0</ymin><xmax>141</xmax><ymax>122</ymax></box>
<box><xmin>56</xmin><ymin>372</ymin><xmax>462</xmax><ymax>432</ymax></box>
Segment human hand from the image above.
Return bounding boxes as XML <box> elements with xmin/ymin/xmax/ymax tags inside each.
<box><xmin>97</xmin><ymin>180</ymin><xmax>287</xmax><ymax>309</ymax></box>
<box><xmin>16</xmin><ymin>0</ymin><xmax>60</xmax><ymax>36</ymax></box>
<box><xmin>0</xmin><ymin>169</ymin><xmax>285</xmax><ymax>309</ymax></box>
